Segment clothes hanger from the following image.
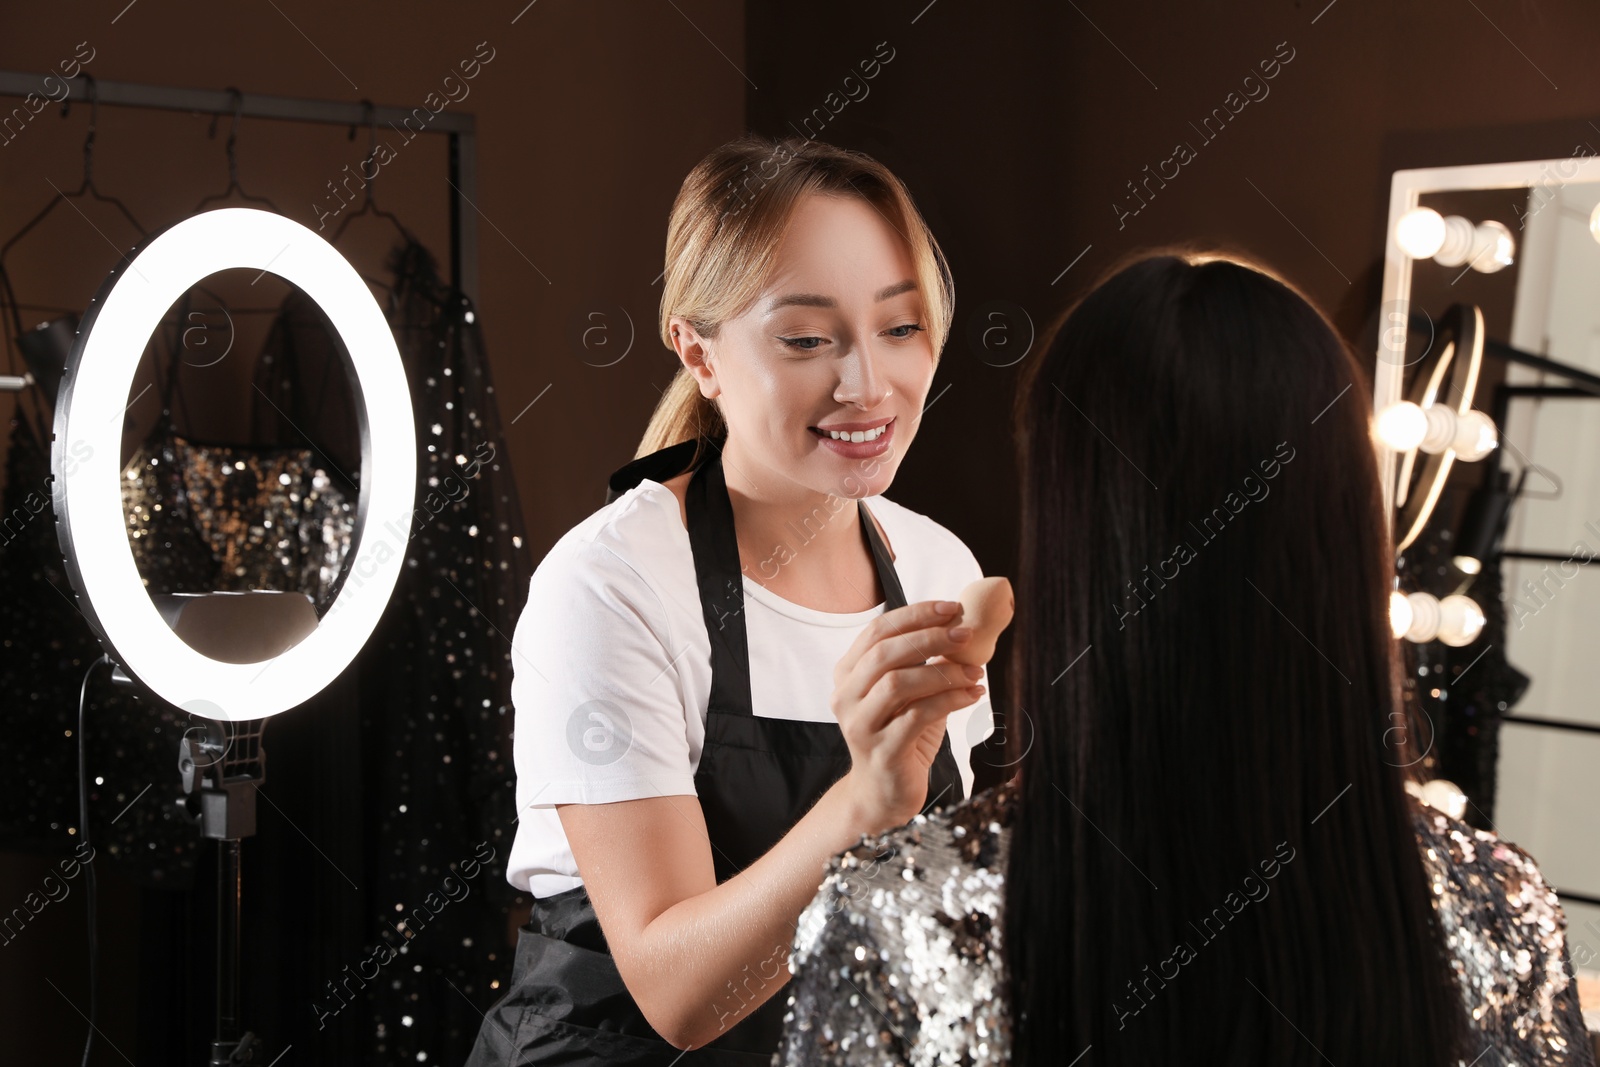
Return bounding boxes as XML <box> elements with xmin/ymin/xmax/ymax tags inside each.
<box><xmin>0</xmin><ymin>74</ymin><xmax>145</xmax><ymax>444</ymax></box>
<box><xmin>2</xmin><ymin>82</ymin><xmax>275</xmax><ymax>426</ymax></box>
<box><xmin>0</xmin><ymin>74</ymin><xmax>147</xmax><ymax>284</ymax></box>
<box><xmin>331</xmin><ymin>100</ymin><xmax>418</xmax><ymax>252</ymax></box>
<box><xmin>324</xmin><ymin>101</ymin><xmax>408</xmax><ymax>305</ymax></box>
<box><xmin>190</xmin><ymin>88</ymin><xmax>287</xmax><ymax>216</ymax></box>
<box><xmin>185</xmin><ymin>92</ymin><xmax>304</xmax><ymax>321</ymax></box>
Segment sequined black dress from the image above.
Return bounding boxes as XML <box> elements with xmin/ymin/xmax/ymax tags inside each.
<box><xmin>776</xmin><ymin>778</ymin><xmax>1596</xmax><ymax>1066</ymax></box>
<box><xmin>1398</xmin><ymin>486</ymin><xmax>1531</xmax><ymax>830</ymax></box>
<box><xmin>253</xmin><ymin>238</ymin><xmax>533</xmax><ymax>1065</ymax></box>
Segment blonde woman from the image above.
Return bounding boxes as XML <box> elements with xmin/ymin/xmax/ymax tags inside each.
<box><xmin>464</xmin><ymin>136</ymin><xmax>996</xmax><ymax>1065</ymax></box>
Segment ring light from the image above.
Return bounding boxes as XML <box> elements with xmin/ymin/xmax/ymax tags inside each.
<box><xmin>51</xmin><ymin>207</ymin><xmax>415</xmax><ymax>722</ymax></box>
<box><xmin>1392</xmin><ymin>303</ymin><xmax>1485</xmax><ymax>552</ymax></box>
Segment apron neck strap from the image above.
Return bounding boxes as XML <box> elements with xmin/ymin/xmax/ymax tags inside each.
<box><xmin>686</xmin><ymin>448</ymin><xmax>911</xmax><ymax>720</ymax></box>
<box><xmin>859</xmin><ymin>500</ymin><xmax>907</xmax><ymax>610</ymax></box>
<box><xmin>686</xmin><ymin>448</ymin><xmax>754</xmax><ymax>716</ymax></box>
<box><xmin>604</xmin><ymin>438</ymin><xmax>703</xmax><ymax>505</ymax></box>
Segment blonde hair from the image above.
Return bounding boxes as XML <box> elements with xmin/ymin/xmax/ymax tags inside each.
<box><xmin>638</xmin><ymin>135</ymin><xmax>954</xmax><ymax>463</ymax></box>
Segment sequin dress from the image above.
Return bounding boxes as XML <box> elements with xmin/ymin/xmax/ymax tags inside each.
<box><xmin>253</xmin><ymin>239</ymin><xmax>534</xmax><ymax>1066</ymax></box>
<box><xmin>121</xmin><ymin>432</ymin><xmax>356</xmax><ymax>606</ymax></box>
<box><xmin>776</xmin><ymin>778</ymin><xmax>1596</xmax><ymax>1066</ymax></box>
<box><xmin>1399</xmin><ymin>489</ymin><xmax>1532</xmax><ymax>830</ymax></box>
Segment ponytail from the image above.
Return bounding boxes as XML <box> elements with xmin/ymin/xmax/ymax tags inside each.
<box><xmin>635</xmin><ymin>364</ymin><xmax>726</xmax><ymax>462</ymax></box>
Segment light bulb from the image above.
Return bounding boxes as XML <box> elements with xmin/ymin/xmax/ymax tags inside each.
<box><xmin>1437</xmin><ymin>594</ymin><xmax>1486</xmax><ymax>647</ymax></box>
<box><xmin>1399</xmin><ymin>590</ymin><xmax>1484</xmax><ymax>646</ymax></box>
<box><xmin>1450</xmin><ymin>409</ymin><xmax>1498</xmax><ymax>462</ymax></box>
<box><xmin>1396</xmin><ymin>207</ymin><xmax>1446</xmax><ymax>259</ymax></box>
<box><xmin>1400</xmin><ymin>404</ymin><xmax>1498</xmax><ymax>461</ymax></box>
<box><xmin>1470</xmin><ymin>220</ymin><xmax>1515</xmax><ymax>273</ymax></box>
<box><xmin>1375</xmin><ymin>401</ymin><xmax>1427</xmax><ymax>451</ymax></box>
<box><xmin>1432</xmin><ymin>215</ymin><xmax>1478</xmax><ymax>267</ymax></box>
<box><xmin>1452</xmin><ymin>554</ymin><xmax>1483</xmax><ymax>576</ymax></box>
<box><xmin>1403</xmin><ymin>591</ymin><xmax>1441</xmax><ymax>643</ymax></box>
<box><xmin>1389</xmin><ymin>589</ymin><xmax>1414</xmax><ymax>639</ymax></box>
<box><xmin>1419</xmin><ymin>405</ymin><xmax>1458</xmax><ymax>454</ymax></box>
<box><xmin>1590</xmin><ymin>201</ymin><xmax>1600</xmax><ymax>245</ymax></box>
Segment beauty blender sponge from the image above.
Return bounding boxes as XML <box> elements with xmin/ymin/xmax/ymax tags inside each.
<box><xmin>944</xmin><ymin>577</ymin><xmax>1014</xmax><ymax>667</ymax></box>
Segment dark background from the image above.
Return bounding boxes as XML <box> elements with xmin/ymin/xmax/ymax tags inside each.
<box><xmin>2</xmin><ymin>0</ymin><xmax>1598</xmax><ymax>1061</ymax></box>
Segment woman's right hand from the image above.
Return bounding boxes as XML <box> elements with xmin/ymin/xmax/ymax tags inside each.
<box><xmin>830</xmin><ymin>599</ymin><xmax>987</xmax><ymax>833</ymax></box>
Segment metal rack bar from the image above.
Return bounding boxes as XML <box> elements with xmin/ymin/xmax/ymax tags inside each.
<box><xmin>1500</xmin><ymin>385</ymin><xmax>1600</xmax><ymax>399</ymax></box>
<box><xmin>1502</xmin><ymin>550</ymin><xmax>1594</xmax><ymax>564</ymax></box>
<box><xmin>0</xmin><ymin>70</ymin><xmax>478</xmax><ymax>304</ymax></box>
<box><xmin>1503</xmin><ymin>713</ymin><xmax>1600</xmax><ymax>738</ymax></box>
<box><xmin>1406</xmin><ymin>310</ymin><xmax>1600</xmax><ymax>397</ymax></box>
<box><xmin>1486</xmin><ymin>337</ymin><xmax>1600</xmax><ymax>396</ymax></box>
<box><xmin>1493</xmin><ymin>371</ymin><xmax>1600</xmax><ymax>567</ymax></box>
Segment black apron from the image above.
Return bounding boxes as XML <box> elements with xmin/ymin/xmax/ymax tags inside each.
<box><xmin>465</xmin><ymin>438</ymin><xmax>965</xmax><ymax>1065</ymax></box>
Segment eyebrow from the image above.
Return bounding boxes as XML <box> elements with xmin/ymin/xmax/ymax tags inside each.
<box><xmin>766</xmin><ymin>279</ymin><xmax>919</xmax><ymax>312</ymax></box>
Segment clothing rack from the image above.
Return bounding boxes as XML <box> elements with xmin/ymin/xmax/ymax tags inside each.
<box><xmin>0</xmin><ymin>71</ymin><xmax>479</xmax><ymax>304</ymax></box>
<box><xmin>0</xmin><ymin>72</ymin><xmax>492</xmax><ymax>1067</ymax></box>
<box><xmin>1492</xmin><ymin>375</ymin><xmax>1600</xmax><ymax>907</ymax></box>
<box><xmin>1400</xmin><ymin>313</ymin><xmax>1600</xmax><ymax>907</ymax></box>
<box><xmin>1488</xmin><ymin>354</ymin><xmax>1600</xmax><ymax>906</ymax></box>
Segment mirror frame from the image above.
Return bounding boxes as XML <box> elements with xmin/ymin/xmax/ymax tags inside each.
<box><xmin>1374</xmin><ymin>152</ymin><xmax>1600</xmax><ymax>531</ymax></box>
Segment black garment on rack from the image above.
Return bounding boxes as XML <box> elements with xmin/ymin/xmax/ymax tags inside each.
<box><xmin>0</xmin><ymin>412</ymin><xmax>105</xmax><ymax>849</ymax></box>
<box><xmin>0</xmin><ymin>304</ymin><xmax>204</xmax><ymax>883</ymax></box>
<box><xmin>1397</xmin><ymin>487</ymin><xmax>1530</xmax><ymax>830</ymax></box>
<box><xmin>1438</xmin><ymin>548</ymin><xmax>1528</xmax><ymax>829</ymax></box>
<box><xmin>0</xmin><ymin>258</ymin><xmax>103</xmax><ymax>851</ymax></box>
<box><xmin>253</xmin><ymin>236</ymin><xmax>533</xmax><ymax>1067</ymax></box>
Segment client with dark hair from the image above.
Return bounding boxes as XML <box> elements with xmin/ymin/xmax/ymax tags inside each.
<box><xmin>774</xmin><ymin>248</ymin><xmax>1595</xmax><ymax>1066</ymax></box>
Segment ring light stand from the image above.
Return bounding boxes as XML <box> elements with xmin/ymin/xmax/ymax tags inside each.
<box><xmin>50</xmin><ymin>208</ymin><xmax>416</xmax><ymax>1064</ymax></box>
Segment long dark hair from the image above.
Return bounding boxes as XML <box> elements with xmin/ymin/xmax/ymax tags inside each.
<box><xmin>1003</xmin><ymin>249</ymin><xmax>1470</xmax><ymax>1064</ymax></box>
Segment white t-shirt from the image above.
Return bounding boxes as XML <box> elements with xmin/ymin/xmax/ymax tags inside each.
<box><xmin>504</xmin><ymin>478</ymin><xmax>997</xmax><ymax>897</ymax></box>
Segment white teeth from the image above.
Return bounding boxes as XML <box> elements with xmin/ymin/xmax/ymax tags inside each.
<box><xmin>823</xmin><ymin>424</ymin><xmax>887</xmax><ymax>442</ymax></box>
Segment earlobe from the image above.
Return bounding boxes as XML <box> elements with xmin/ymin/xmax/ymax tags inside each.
<box><xmin>672</xmin><ymin>321</ymin><xmax>720</xmax><ymax>399</ymax></box>
<box><xmin>698</xmin><ymin>367</ymin><xmax>720</xmax><ymax>401</ymax></box>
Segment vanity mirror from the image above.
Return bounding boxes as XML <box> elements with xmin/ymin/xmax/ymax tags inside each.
<box><xmin>1374</xmin><ymin>154</ymin><xmax>1600</xmax><ymax>987</ymax></box>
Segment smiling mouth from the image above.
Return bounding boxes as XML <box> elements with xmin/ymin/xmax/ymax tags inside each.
<box><xmin>809</xmin><ymin>417</ymin><xmax>894</xmax><ymax>443</ymax></box>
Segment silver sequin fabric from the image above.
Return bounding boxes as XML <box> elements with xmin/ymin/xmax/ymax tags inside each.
<box><xmin>1416</xmin><ymin>807</ymin><xmax>1594</xmax><ymax>1062</ymax></box>
<box><xmin>776</xmin><ymin>777</ymin><xmax>1596</xmax><ymax>1066</ymax></box>
<box><xmin>121</xmin><ymin>433</ymin><xmax>355</xmax><ymax>609</ymax></box>
<box><xmin>778</xmin><ymin>778</ymin><xmax>1017</xmax><ymax>1066</ymax></box>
